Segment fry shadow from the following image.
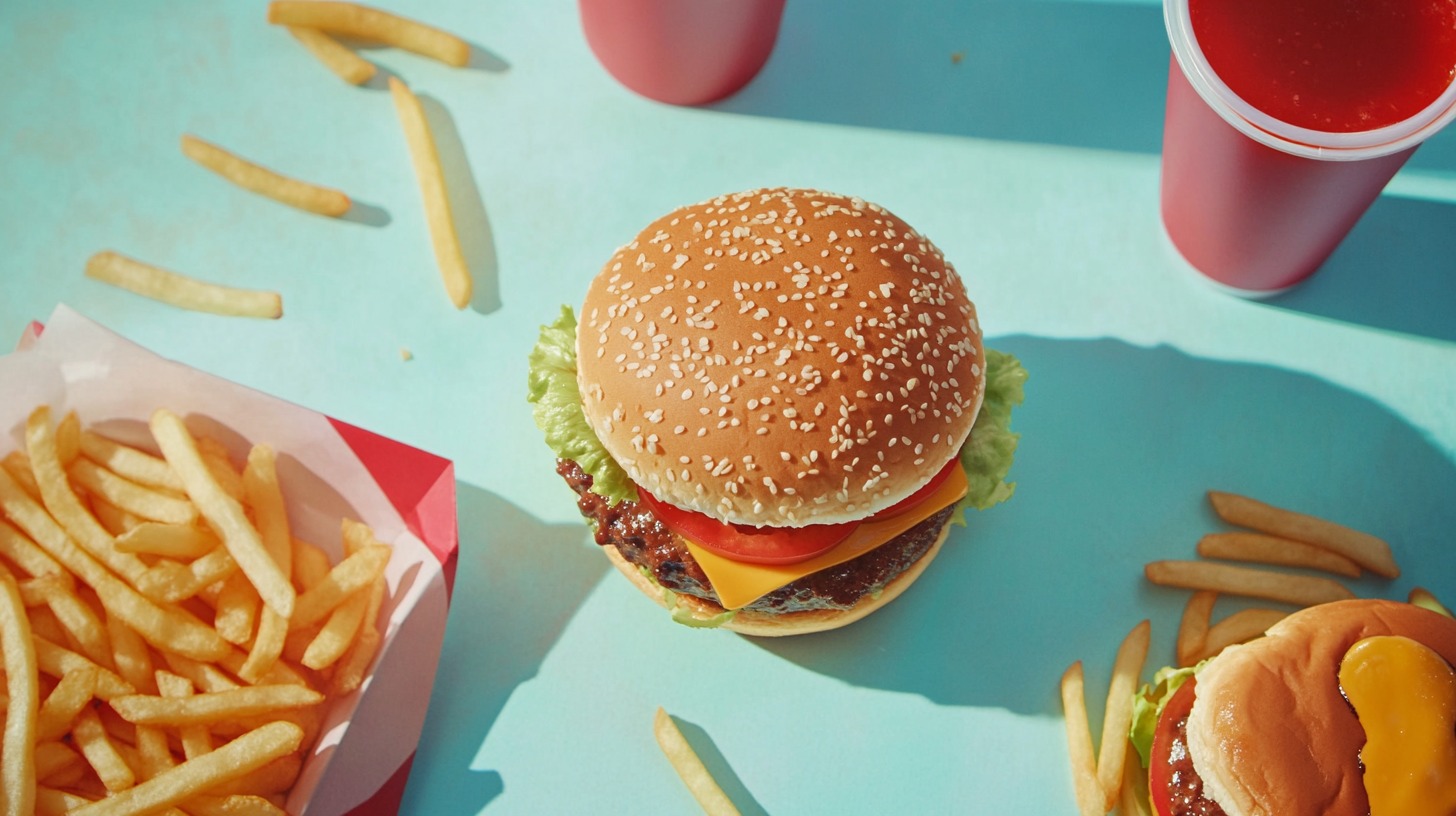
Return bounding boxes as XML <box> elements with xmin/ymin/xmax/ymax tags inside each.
<box><xmin>339</xmin><ymin>198</ymin><xmax>391</xmax><ymax>228</ymax></box>
<box><xmin>747</xmin><ymin>336</ymin><xmax>1456</xmax><ymax>721</ymax></box>
<box><xmin>673</xmin><ymin>715</ymin><xmax>770</xmax><ymax>816</ymax></box>
<box><xmin>398</xmin><ymin>482</ymin><xmax>607</xmax><ymax>813</ymax></box>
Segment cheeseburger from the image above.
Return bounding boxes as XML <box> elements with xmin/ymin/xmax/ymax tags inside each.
<box><xmin>528</xmin><ymin>188</ymin><xmax>1025</xmax><ymax>636</ymax></box>
<box><xmin>1130</xmin><ymin>598</ymin><xmax>1456</xmax><ymax>816</ymax></box>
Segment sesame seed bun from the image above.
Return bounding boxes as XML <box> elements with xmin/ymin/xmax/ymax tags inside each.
<box><xmin>576</xmin><ymin>188</ymin><xmax>986</xmax><ymax>527</ymax></box>
<box><xmin>602</xmin><ymin>519</ymin><xmax>952</xmax><ymax>636</ymax></box>
<box><xmin>1184</xmin><ymin>599</ymin><xmax>1456</xmax><ymax>815</ymax></box>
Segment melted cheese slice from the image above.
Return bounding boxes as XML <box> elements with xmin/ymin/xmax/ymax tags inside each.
<box><xmin>684</xmin><ymin>463</ymin><xmax>969</xmax><ymax>610</ymax></box>
<box><xmin>1339</xmin><ymin>635</ymin><xmax>1456</xmax><ymax>816</ymax></box>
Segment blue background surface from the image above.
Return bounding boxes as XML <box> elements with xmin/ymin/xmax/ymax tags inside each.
<box><xmin>2</xmin><ymin>1</ymin><xmax>1454</xmax><ymax>813</ymax></box>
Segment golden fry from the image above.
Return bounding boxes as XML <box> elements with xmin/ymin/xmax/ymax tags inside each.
<box><xmin>72</xmin><ymin>707</ymin><xmax>136</xmax><ymax>792</ymax></box>
<box><xmin>1207</xmin><ymin>491</ymin><xmax>1398</xmax><ymax>578</ymax></box>
<box><xmin>0</xmin><ymin>576</ymin><xmax>39</xmax><ymax>816</ymax></box>
<box><xmin>115</xmin><ymin>522</ymin><xmax>218</xmax><ymax>560</ymax></box>
<box><xmin>67</xmin><ymin>458</ymin><xmax>198</xmax><ymax>525</ymax></box>
<box><xmin>267</xmin><ymin>1</ymin><xmax>470</xmax><ymax>67</ymax></box>
<box><xmin>1193</xmin><ymin>608</ymin><xmax>1289</xmax><ymax>663</ymax></box>
<box><xmin>78</xmin><ymin>431</ymin><xmax>184</xmax><ymax>492</ymax></box>
<box><xmin>1144</xmin><ymin>560</ymin><xmax>1354</xmax><ymax>607</ymax></box>
<box><xmin>286</xmin><ymin>25</ymin><xmax>376</xmax><ymax>84</ymax></box>
<box><xmin>151</xmin><ymin>409</ymin><xmax>294</xmax><ymax>618</ymax></box>
<box><xmin>1059</xmin><ymin>661</ymin><xmax>1104</xmax><ymax>816</ymax></box>
<box><xmin>653</xmin><ymin>708</ymin><xmax>740</xmax><ymax>816</ymax></box>
<box><xmin>1098</xmin><ymin>620</ymin><xmax>1150</xmax><ymax>811</ymax></box>
<box><xmin>182</xmin><ymin>134</ymin><xmax>352</xmax><ymax>217</ymax></box>
<box><xmin>86</xmin><ymin>251</ymin><xmax>283</xmax><ymax>319</ymax></box>
<box><xmin>1176</xmin><ymin>590</ymin><xmax>1217</xmax><ymax>668</ymax></box>
<box><xmin>67</xmin><ymin>721</ymin><xmax>304</xmax><ymax>816</ymax></box>
<box><xmin>291</xmin><ymin>542</ymin><xmax>390</xmax><ymax>629</ymax></box>
<box><xmin>389</xmin><ymin>76</ymin><xmax>473</xmax><ymax>309</ymax></box>
<box><xmin>109</xmin><ymin>684</ymin><xmax>323</xmax><ymax>728</ymax></box>
<box><xmin>1196</xmin><ymin>531</ymin><xmax>1362</xmax><ymax>579</ymax></box>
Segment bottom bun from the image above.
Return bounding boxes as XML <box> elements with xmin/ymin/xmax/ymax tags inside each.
<box><xmin>603</xmin><ymin>524</ymin><xmax>953</xmax><ymax>637</ymax></box>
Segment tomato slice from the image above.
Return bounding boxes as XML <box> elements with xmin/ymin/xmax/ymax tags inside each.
<box><xmin>871</xmin><ymin>459</ymin><xmax>960</xmax><ymax>520</ymax></box>
<box><xmin>636</xmin><ymin>490</ymin><xmax>858</xmax><ymax>565</ymax></box>
<box><xmin>636</xmin><ymin>459</ymin><xmax>962</xmax><ymax>565</ymax></box>
<box><xmin>1147</xmin><ymin>676</ymin><xmax>1199</xmax><ymax>816</ymax></box>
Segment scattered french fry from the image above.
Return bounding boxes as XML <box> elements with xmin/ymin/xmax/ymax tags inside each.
<box><xmin>389</xmin><ymin>76</ymin><xmax>473</xmax><ymax>309</ymax></box>
<box><xmin>652</xmin><ymin>708</ymin><xmax>740</xmax><ymax>816</ymax></box>
<box><xmin>1196</xmin><ymin>531</ymin><xmax>1362</xmax><ymax>579</ymax></box>
<box><xmin>1098</xmin><ymin>620</ymin><xmax>1150</xmax><ymax>811</ymax></box>
<box><xmin>1144</xmin><ymin>560</ymin><xmax>1354</xmax><ymax>607</ymax></box>
<box><xmin>1059</xmin><ymin>661</ymin><xmax>1104</xmax><ymax>816</ymax></box>
<box><xmin>267</xmin><ymin>1</ymin><xmax>471</xmax><ymax>67</ymax></box>
<box><xmin>1192</xmin><ymin>608</ymin><xmax>1289</xmax><ymax>663</ymax></box>
<box><xmin>1410</xmin><ymin>586</ymin><xmax>1453</xmax><ymax>618</ymax></box>
<box><xmin>1176</xmin><ymin>590</ymin><xmax>1217</xmax><ymax>667</ymax></box>
<box><xmin>286</xmin><ymin>25</ymin><xmax>377</xmax><ymax>85</ymax></box>
<box><xmin>1207</xmin><ymin>491</ymin><xmax>1399</xmax><ymax>578</ymax></box>
<box><xmin>0</xmin><ymin>576</ymin><xmax>39</xmax><ymax>816</ymax></box>
<box><xmin>85</xmin><ymin>251</ymin><xmax>283</xmax><ymax>319</ymax></box>
<box><xmin>181</xmin><ymin>134</ymin><xmax>352</xmax><ymax>217</ymax></box>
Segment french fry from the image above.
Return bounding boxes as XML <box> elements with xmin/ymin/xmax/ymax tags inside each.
<box><xmin>389</xmin><ymin>76</ymin><xmax>473</xmax><ymax>309</ymax></box>
<box><xmin>34</xmin><ymin>741</ymin><xmax>85</xmax><ymax>788</ymax></box>
<box><xmin>0</xmin><ymin>516</ymin><xmax>69</xmax><ymax>586</ymax></box>
<box><xmin>330</xmin><ymin>554</ymin><xmax>386</xmax><ymax>694</ymax></box>
<box><xmin>196</xmin><ymin>437</ymin><xmax>246</xmax><ymax>502</ymax></box>
<box><xmin>1176</xmin><ymin>590</ymin><xmax>1217</xmax><ymax>668</ymax></box>
<box><xmin>214</xmin><ymin>571</ymin><xmax>261</xmax><ymax>646</ymax></box>
<box><xmin>106</xmin><ymin>612</ymin><xmax>156</xmax><ymax>694</ymax></box>
<box><xmin>151</xmin><ymin>409</ymin><xmax>294</xmax><ymax>618</ymax></box>
<box><xmin>1207</xmin><ymin>491</ymin><xmax>1399</xmax><ymax>578</ymax></box>
<box><xmin>1144</xmin><ymin>560</ymin><xmax>1354</xmax><ymax>607</ymax></box>
<box><xmin>181</xmin><ymin>134</ymin><xmax>352</xmax><ymax>217</ymax></box>
<box><xmin>1192</xmin><ymin>608</ymin><xmax>1289</xmax><ymax>663</ymax></box>
<box><xmin>1098</xmin><ymin>620</ymin><xmax>1150</xmax><ymax>811</ymax></box>
<box><xmin>36</xmin><ymin>785</ymin><xmax>94</xmax><ymax>815</ymax></box>
<box><xmin>1117</xmin><ymin>739</ymin><xmax>1153</xmax><ymax>816</ymax></box>
<box><xmin>156</xmin><ymin>671</ymin><xmax>214</xmax><ymax>760</ymax></box>
<box><xmin>72</xmin><ymin>707</ymin><xmax>137</xmax><ymax>792</ymax></box>
<box><xmin>67</xmin><ymin>458</ymin><xmax>198</xmax><ymax>525</ymax></box>
<box><xmin>54</xmin><ymin>411</ymin><xmax>82</xmax><ymax>466</ymax></box>
<box><xmin>1409</xmin><ymin>586</ymin><xmax>1453</xmax><ymax>618</ymax></box>
<box><xmin>67</xmin><ymin>721</ymin><xmax>304</xmax><ymax>816</ymax></box>
<box><xmin>109</xmin><ymin>684</ymin><xmax>323</xmax><ymax>728</ymax></box>
<box><xmin>652</xmin><ymin>708</ymin><xmax>740</xmax><ymax>816</ymax></box>
<box><xmin>35</xmin><ymin>667</ymin><xmax>98</xmax><ymax>743</ymax></box>
<box><xmin>285</xmin><ymin>25</ymin><xmax>376</xmax><ymax>84</ymax></box>
<box><xmin>33</xmin><ymin>636</ymin><xmax>135</xmax><ymax>699</ymax></box>
<box><xmin>0</xmin><ymin>468</ymin><xmax>230</xmax><ymax>661</ymax></box>
<box><xmin>0</xmin><ymin>576</ymin><xmax>39</xmax><ymax>816</ymax></box>
<box><xmin>23</xmin><ymin>574</ymin><xmax>113</xmax><ymax>667</ymax></box>
<box><xmin>79</xmin><ymin>431</ymin><xmax>184</xmax><ymax>492</ymax></box>
<box><xmin>115</xmin><ymin>522</ymin><xmax>219</xmax><ymax>560</ymax></box>
<box><xmin>1059</xmin><ymin>661</ymin><xmax>1104</xmax><ymax>816</ymax></box>
<box><xmin>1</xmin><ymin>451</ymin><xmax>43</xmax><ymax>502</ymax></box>
<box><xmin>292</xmin><ymin>537</ymin><xmax>333</xmax><ymax>591</ymax></box>
<box><xmin>26</xmin><ymin>405</ymin><xmax>153</xmax><ymax>587</ymax></box>
<box><xmin>267</xmin><ymin>1</ymin><xmax>471</xmax><ymax>67</ymax></box>
<box><xmin>85</xmin><ymin>251</ymin><xmax>283</xmax><ymax>319</ymax></box>
<box><xmin>291</xmin><ymin>542</ymin><xmax>390</xmax><ymax>629</ymax></box>
<box><xmin>302</xmin><ymin>585</ymin><xmax>368</xmax><ymax>670</ymax></box>
<box><xmin>240</xmin><ymin>445</ymin><xmax>294</xmax><ymax>680</ymax></box>
<box><xmin>133</xmin><ymin>724</ymin><xmax>177</xmax><ymax>780</ymax></box>
<box><xmin>89</xmin><ymin>496</ymin><xmax>142</xmax><ymax>537</ymax></box>
<box><xmin>1196</xmin><ymin>531</ymin><xmax>1362</xmax><ymax>578</ymax></box>
<box><xmin>184</xmin><ymin>793</ymin><xmax>288</xmax><ymax>816</ymax></box>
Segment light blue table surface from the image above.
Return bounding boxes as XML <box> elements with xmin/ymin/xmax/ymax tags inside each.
<box><xmin>3</xmin><ymin>2</ymin><xmax>1455</xmax><ymax>813</ymax></box>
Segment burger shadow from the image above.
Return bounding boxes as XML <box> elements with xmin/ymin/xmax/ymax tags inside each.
<box><xmin>399</xmin><ymin>481</ymin><xmax>607</xmax><ymax>813</ymax></box>
<box><xmin>746</xmin><ymin>336</ymin><xmax>1456</xmax><ymax>720</ymax></box>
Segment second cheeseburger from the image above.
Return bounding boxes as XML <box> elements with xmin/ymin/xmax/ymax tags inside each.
<box><xmin>529</xmin><ymin>188</ymin><xmax>1025</xmax><ymax>635</ymax></box>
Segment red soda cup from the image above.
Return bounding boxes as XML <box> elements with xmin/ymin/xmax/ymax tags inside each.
<box><xmin>579</xmin><ymin>0</ymin><xmax>786</xmax><ymax>107</ymax></box>
<box><xmin>1160</xmin><ymin>0</ymin><xmax>1456</xmax><ymax>295</ymax></box>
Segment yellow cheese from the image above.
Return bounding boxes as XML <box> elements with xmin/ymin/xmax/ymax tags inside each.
<box><xmin>1339</xmin><ymin>635</ymin><xmax>1456</xmax><ymax>816</ymax></box>
<box><xmin>685</xmin><ymin>463</ymin><xmax>969</xmax><ymax>610</ymax></box>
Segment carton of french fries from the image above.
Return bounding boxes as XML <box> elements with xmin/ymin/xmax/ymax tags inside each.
<box><xmin>1</xmin><ymin>305</ymin><xmax>458</xmax><ymax>815</ymax></box>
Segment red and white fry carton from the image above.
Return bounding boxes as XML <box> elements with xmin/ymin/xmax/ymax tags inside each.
<box><xmin>3</xmin><ymin>305</ymin><xmax>458</xmax><ymax>815</ymax></box>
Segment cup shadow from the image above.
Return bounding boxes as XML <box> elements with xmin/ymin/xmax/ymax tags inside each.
<box><xmin>398</xmin><ymin>482</ymin><xmax>608</xmax><ymax>813</ymax></box>
<box><xmin>747</xmin><ymin>336</ymin><xmax>1456</xmax><ymax>721</ymax></box>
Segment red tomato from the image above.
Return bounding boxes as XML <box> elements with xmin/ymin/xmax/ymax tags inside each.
<box><xmin>1147</xmin><ymin>676</ymin><xmax>1199</xmax><ymax>816</ymax></box>
<box><xmin>872</xmin><ymin>459</ymin><xmax>959</xmax><ymax>519</ymax></box>
<box><xmin>636</xmin><ymin>490</ymin><xmax>858</xmax><ymax>565</ymax></box>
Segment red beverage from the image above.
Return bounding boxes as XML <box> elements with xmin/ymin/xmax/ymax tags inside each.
<box><xmin>1191</xmin><ymin>0</ymin><xmax>1456</xmax><ymax>133</ymax></box>
<box><xmin>1160</xmin><ymin>0</ymin><xmax>1456</xmax><ymax>294</ymax></box>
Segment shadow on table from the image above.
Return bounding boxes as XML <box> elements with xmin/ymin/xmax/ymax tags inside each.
<box><xmin>749</xmin><ymin>335</ymin><xmax>1456</xmax><ymax>719</ymax></box>
<box><xmin>1257</xmin><ymin>193</ymin><xmax>1456</xmax><ymax>343</ymax></box>
<box><xmin>399</xmin><ymin>482</ymin><xmax>606</xmax><ymax>813</ymax></box>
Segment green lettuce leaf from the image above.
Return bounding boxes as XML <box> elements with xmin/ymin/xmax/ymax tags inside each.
<box><xmin>1129</xmin><ymin>662</ymin><xmax>1203</xmax><ymax>768</ymax></box>
<box><xmin>526</xmin><ymin>306</ymin><xmax>638</xmax><ymax>504</ymax></box>
<box><xmin>954</xmin><ymin>348</ymin><xmax>1027</xmax><ymax>522</ymax></box>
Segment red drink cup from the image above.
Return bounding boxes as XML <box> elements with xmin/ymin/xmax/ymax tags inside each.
<box><xmin>1160</xmin><ymin>0</ymin><xmax>1456</xmax><ymax>295</ymax></box>
<box><xmin>579</xmin><ymin>0</ymin><xmax>786</xmax><ymax>107</ymax></box>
